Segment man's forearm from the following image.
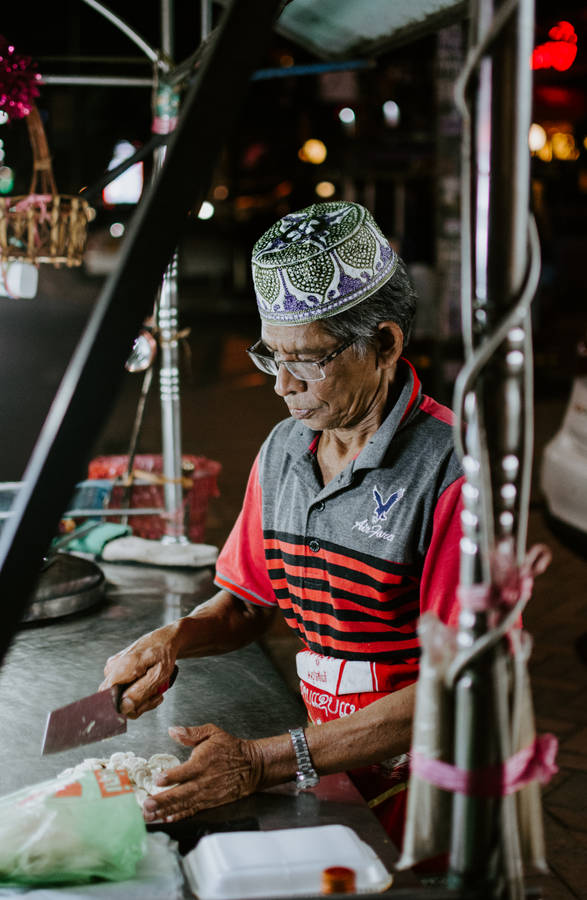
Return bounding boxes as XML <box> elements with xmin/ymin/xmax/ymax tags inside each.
<box><xmin>255</xmin><ymin>682</ymin><xmax>416</xmax><ymax>788</ymax></box>
<box><xmin>175</xmin><ymin>589</ymin><xmax>276</xmax><ymax>658</ymax></box>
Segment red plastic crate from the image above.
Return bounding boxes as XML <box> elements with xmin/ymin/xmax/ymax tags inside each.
<box><xmin>88</xmin><ymin>454</ymin><xmax>221</xmax><ymax>543</ymax></box>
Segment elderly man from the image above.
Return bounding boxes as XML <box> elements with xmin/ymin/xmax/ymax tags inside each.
<box><xmin>101</xmin><ymin>201</ymin><xmax>463</xmax><ymax>846</ymax></box>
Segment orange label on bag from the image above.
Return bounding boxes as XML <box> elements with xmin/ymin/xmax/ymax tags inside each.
<box><xmin>54</xmin><ymin>781</ymin><xmax>83</xmax><ymax>798</ymax></box>
<box><xmin>94</xmin><ymin>768</ymin><xmax>134</xmax><ymax>797</ymax></box>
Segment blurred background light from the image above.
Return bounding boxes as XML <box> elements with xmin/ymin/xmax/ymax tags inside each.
<box><xmin>0</xmin><ymin>111</ymin><xmax>8</xmax><ymax>126</ymax></box>
<box><xmin>0</xmin><ymin>166</ymin><xmax>14</xmax><ymax>194</ymax></box>
<box><xmin>274</xmin><ymin>180</ymin><xmax>293</xmax><ymax>198</ymax></box>
<box><xmin>109</xmin><ymin>222</ymin><xmax>125</xmax><ymax>238</ymax></box>
<box><xmin>213</xmin><ymin>184</ymin><xmax>229</xmax><ymax>201</ymax></box>
<box><xmin>529</xmin><ymin>123</ymin><xmax>547</xmax><ymax>152</ymax></box>
<box><xmin>532</xmin><ymin>21</ymin><xmax>577</xmax><ymax>72</ymax></box>
<box><xmin>537</xmin><ymin>141</ymin><xmax>553</xmax><ymax>163</ymax></box>
<box><xmin>103</xmin><ymin>139</ymin><xmax>143</xmax><ymax>205</ymax></box>
<box><xmin>315</xmin><ymin>181</ymin><xmax>336</xmax><ymax>198</ymax></box>
<box><xmin>382</xmin><ymin>100</ymin><xmax>400</xmax><ymax>127</ymax></box>
<box><xmin>198</xmin><ymin>200</ymin><xmax>215</xmax><ymax>219</ymax></box>
<box><xmin>298</xmin><ymin>138</ymin><xmax>327</xmax><ymax>165</ymax></box>
<box><xmin>551</xmin><ymin>131</ymin><xmax>579</xmax><ymax>161</ymax></box>
<box><xmin>338</xmin><ymin>107</ymin><xmax>355</xmax><ymax>125</ymax></box>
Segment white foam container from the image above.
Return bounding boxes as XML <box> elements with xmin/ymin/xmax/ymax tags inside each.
<box><xmin>182</xmin><ymin>824</ymin><xmax>393</xmax><ymax>899</ymax></box>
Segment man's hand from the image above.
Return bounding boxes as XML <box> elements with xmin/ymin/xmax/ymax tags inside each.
<box><xmin>98</xmin><ymin>591</ymin><xmax>275</xmax><ymax>719</ymax></box>
<box><xmin>99</xmin><ymin>623</ymin><xmax>180</xmax><ymax>718</ymax></box>
<box><xmin>142</xmin><ymin>724</ymin><xmax>264</xmax><ymax>823</ymax></box>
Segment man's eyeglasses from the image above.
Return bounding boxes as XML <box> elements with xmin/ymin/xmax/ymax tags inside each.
<box><xmin>246</xmin><ymin>337</ymin><xmax>355</xmax><ymax>382</ymax></box>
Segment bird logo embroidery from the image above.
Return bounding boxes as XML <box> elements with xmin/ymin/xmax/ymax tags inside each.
<box><xmin>372</xmin><ymin>487</ymin><xmax>404</xmax><ymax>523</ymax></box>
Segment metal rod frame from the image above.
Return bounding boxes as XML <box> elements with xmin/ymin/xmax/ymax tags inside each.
<box><xmin>37</xmin><ymin>4</ymin><xmax>378</xmax><ymax>546</ymax></box>
<box><xmin>81</xmin><ymin>0</ymin><xmax>166</xmax><ymax>69</ymax></box>
<box><xmin>41</xmin><ymin>75</ymin><xmax>155</xmax><ymax>87</ymax></box>
<box><xmin>41</xmin><ymin>61</ymin><xmax>375</xmax><ymax>90</ymax></box>
<box><xmin>0</xmin><ymin>0</ymin><xmax>283</xmax><ymax>666</ymax></box>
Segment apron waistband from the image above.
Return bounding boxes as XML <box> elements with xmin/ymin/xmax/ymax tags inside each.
<box><xmin>296</xmin><ymin>649</ymin><xmax>416</xmax><ymax>696</ymax></box>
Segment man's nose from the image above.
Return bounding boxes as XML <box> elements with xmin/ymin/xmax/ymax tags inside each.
<box><xmin>274</xmin><ymin>363</ymin><xmax>304</xmax><ymax>397</ymax></box>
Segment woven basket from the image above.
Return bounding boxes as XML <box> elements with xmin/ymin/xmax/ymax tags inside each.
<box><xmin>0</xmin><ymin>105</ymin><xmax>90</xmax><ymax>267</ymax></box>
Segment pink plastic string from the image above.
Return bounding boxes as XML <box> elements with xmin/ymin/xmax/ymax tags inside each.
<box><xmin>411</xmin><ymin>733</ymin><xmax>559</xmax><ymax>797</ymax></box>
<box><xmin>152</xmin><ymin>115</ymin><xmax>178</xmax><ymax>134</ymax></box>
<box><xmin>458</xmin><ymin>543</ymin><xmax>552</xmax><ymax>615</ymax></box>
<box><xmin>457</xmin><ymin>582</ymin><xmax>492</xmax><ymax>612</ymax></box>
<box><xmin>13</xmin><ymin>194</ymin><xmax>53</xmax><ymax>222</ymax></box>
<box><xmin>11</xmin><ymin>194</ymin><xmax>53</xmax><ymax>250</ymax></box>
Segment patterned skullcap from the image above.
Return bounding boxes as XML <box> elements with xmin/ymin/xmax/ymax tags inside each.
<box><xmin>251</xmin><ymin>201</ymin><xmax>398</xmax><ymax>325</ymax></box>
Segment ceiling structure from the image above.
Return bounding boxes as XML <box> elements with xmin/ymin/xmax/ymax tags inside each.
<box><xmin>275</xmin><ymin>0</ymin><xmax>467</xmax><ymax>59</ymax></box>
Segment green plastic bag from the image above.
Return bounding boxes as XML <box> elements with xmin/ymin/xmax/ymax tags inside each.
<box><xmin>0</xmin><ymin>768</ymin><xmax>147</xmax><ymax>886</ymax></box>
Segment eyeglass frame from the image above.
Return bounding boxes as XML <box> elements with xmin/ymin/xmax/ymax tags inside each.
<box><xmin>246</xmin><ymin>336</ymin><xmax>356</xmax><ymax>382</ymax></box>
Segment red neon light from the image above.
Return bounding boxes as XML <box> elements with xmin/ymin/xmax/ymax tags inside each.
<box><xmin>532</xmin><ymin>21</ymin><xmax>578</xmax><ymax>72</ymax></box>
<box><xmin>548</xmin><ymin>21</ymin><xmax>576</xmax><ymax>43</ymax></box>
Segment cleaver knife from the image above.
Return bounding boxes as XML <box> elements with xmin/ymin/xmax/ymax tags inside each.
<box><xmin>41</xmin><ymin>665</ymin><xmax>178</xmax><ymax>755</ymax></box>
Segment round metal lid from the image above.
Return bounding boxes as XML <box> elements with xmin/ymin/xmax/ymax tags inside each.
<box><xmin>23</xmin><ymin>552</ymin><xmax>105</xmax><ymax>623</ymax></box>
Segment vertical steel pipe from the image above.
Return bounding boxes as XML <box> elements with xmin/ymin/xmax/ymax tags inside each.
<box><xmin>157</xmin><ymin>249</ymin><xmax>187</xmax><ymax>542</ymax></box>
<box><xmin>154</xmin><ymin>0</ymin><xmax>215</xmax><ymax>543</ymax></box>
<box><xmin>449</xmin><ymin>0</ymin><xmax>536</xmax><ymax>894</ymax></box>
<box><xmin>154</xmin><ymin>0</ymin><xmax>187</xmax><ymax>542</ymax></box>
<box><xmin>201</xmin><ymin>0</ymin><xmax>213</xmax><ymax>40</ymax></box>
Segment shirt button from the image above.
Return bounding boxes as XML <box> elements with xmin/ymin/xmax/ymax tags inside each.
<box><xmin>315</xmin><ymin>501</ymin><xmax>325</xmax><ymax>511</ymax></box>
<box><xmin>308</xmin><ymin>540</ymin><xmax>320</xmax><ymax>553</ymax></box>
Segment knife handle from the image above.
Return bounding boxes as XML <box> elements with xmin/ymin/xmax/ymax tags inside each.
<box><xmin>115</xmin><ymin>664</ymin><xmax>178</xmax><ymax>711</ymax></box>
<box><xmin>157</xmin><ymin>664</ymin><xmax>179</xmax><ymax>695</ymax></box>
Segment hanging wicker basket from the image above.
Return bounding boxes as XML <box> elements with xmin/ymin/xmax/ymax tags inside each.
<box><xmin>0</xmin><ymin>105</ymin><xmax>90</xmax><ymax>267</ymax></box>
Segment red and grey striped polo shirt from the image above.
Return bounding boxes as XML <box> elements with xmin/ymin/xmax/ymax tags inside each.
<box><xmin>215</xmin><ymin>359</ymin><xmax>463</xmax><ymax>677</ymax></box>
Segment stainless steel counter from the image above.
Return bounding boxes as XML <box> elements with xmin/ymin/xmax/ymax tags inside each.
<box><xmin>0</xmin><ymin>559</ymin><xmax>424</xmax><ymax>898</ymax></box>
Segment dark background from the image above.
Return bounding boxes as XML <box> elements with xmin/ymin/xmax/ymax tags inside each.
<box><xmin>0</xmin><ymin>0</ymin><xmax>586</xmax><ymax>477</ymax></box>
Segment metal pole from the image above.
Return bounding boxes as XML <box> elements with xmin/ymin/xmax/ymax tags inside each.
<box><xmin>156</xmin><ymin>245</ymin><xmax>186</xmax><ymax>543</ymax></box>
<box><xmin>79</xmin><ymin>0</ymin><xmax>187</xmax><ymax>541</ymax></box>
<box><xmin>81</xmin><ymin>0</ymin><xmax>167</xmax><ymax>69</ymax></box>
<box><xmin>201</xmin><ymin>0</ymin><xmax>213</xmax><ymax>41</ymax></box>
<box><xmin>449</xmin><ymin>0</ymin><xmax>535</xmax><ymax>895</ymax></box>
<box><xmin>152</xmin><ymin>0</ymin><xmax>188</xmax><ymax>543</ymax></box>
<box><xmin>41</xmin><ymin>75</ymin><xmax>154</xmax><ymax>87</ymax></box>
<box><xmin>161</xmin><ymin>0</ymin><xmax>175</xmax><ymax>62</ymax></box>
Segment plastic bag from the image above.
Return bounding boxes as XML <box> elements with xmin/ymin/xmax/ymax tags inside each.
<box><xmin>0</xmin><ymin>769</ymin><xmax>147</xmax><ymax>886</ymax></box>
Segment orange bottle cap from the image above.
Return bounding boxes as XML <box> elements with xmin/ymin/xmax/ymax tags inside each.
<box><xmin>321</xmin><ymin>865</ymin><xmax>356</xmax><ymax>894</ymax></box>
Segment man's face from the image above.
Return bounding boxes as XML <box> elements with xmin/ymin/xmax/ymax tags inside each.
<box><xmin>260</xmin><ymin>321</ymin><xmax>381</xmax><ymax>432</ymax></box>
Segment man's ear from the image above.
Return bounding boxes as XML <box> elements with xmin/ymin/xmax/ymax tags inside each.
<box><xmin>376</xmin><ymin>321</ymin><xmax>404</xmax><ymax>369</ymax></box>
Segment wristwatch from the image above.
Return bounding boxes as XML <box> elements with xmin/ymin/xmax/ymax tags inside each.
<box><xmin>289</xmin><ymin>727</ymin><xmax>320</xmax><ymax>791</ymax></box>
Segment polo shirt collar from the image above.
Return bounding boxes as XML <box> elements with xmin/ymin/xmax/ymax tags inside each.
<box><xmin>290</xmin><ymin>358</ymin><xmax>422</xmax><ymax>492</ymax></box>
<box><xmin>353</xmin><ymin>357</ymin><xmax>422</xmax><ymax>472</ymax></box>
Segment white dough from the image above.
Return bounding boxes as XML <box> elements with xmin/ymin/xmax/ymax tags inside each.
<box><xmin>107</xmin><ymin>751</ymin><xmax>136</xmax><ymax>769</ymax></box>
<box><xmin>57</xmin><ymin>750</ymin><xmax>179</xmax><ymax>809</ymax></box>
<box><xmin>147</xmin><ymin>753</ymin><xmax>180</xmax><ymax>771</ymax></box>
<box><xmin>134</xmin><ymin>787</ymin><xmax>148</xmax><ymax>806</ymax></box>
<box><xmin>131</xmin><ymin>764</ymin><xmax>151</xmax><ymax>789</ymax></box>
<box><xmin>75</xmin><ymin>757</ymin><xmax>107</xmax><ymax>771</ymax></box>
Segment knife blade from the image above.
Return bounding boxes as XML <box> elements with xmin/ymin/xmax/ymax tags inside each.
<box><xmin>41</xmin><ymin>665</ymin><xmax>178</xmax><ymax>755</ymax></box>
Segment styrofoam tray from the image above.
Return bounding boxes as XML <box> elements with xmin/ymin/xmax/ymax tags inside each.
<box><xmin>182</xmin><ymin>824</ymin><xmax>393</xmax><ymax>899</ymax></box>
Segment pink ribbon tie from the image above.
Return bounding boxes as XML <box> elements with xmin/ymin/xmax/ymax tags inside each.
<box><xmin>411</xmin><ymin>733</ymin><xmax>559</xmax><ymax>797</ymax></box>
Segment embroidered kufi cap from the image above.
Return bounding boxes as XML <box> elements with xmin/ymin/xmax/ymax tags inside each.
<box><xmin>251</xmin><ymin>201</ymin><xmax>398</xmax><ymax>325</ymax></box>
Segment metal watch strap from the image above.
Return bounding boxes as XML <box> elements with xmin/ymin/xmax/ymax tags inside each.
<box><xmin>289</xmin><ymin>727</ymin><xmax>320</xmax><ymax>790</ymax></box>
